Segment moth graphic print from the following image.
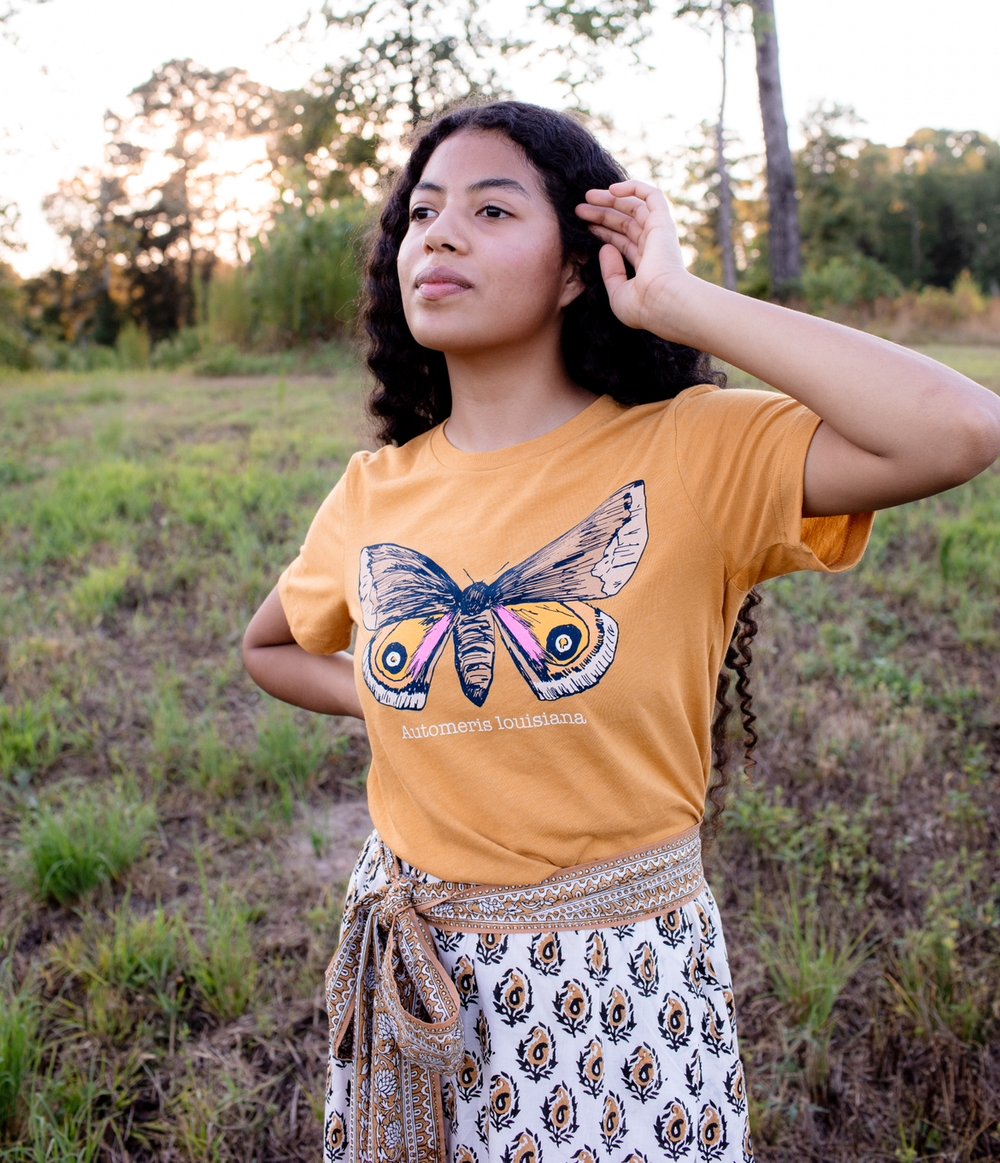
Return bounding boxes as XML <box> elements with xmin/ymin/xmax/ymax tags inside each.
<box><xmin>359</xmin><ymin>480</ymin><xmax>648</xmax><ymax>710</ymax></box>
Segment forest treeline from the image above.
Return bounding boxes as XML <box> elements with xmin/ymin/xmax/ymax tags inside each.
<box><xmin>1</xmin><ymin>0</ymin><xmax>999</xmax><ymax>372</ymax></box>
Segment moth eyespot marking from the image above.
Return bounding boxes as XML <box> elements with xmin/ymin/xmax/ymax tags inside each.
<box><xmin>381</xmin><ymin>643</ymin><xmax>408</xmax><ymax>674</ymax></box>
<box><xmin>547</xmin><ymin>624</ymin><xmax>582</xmax><ymax>661</ymax></box>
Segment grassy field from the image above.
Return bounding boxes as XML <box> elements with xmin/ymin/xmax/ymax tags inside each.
<box><xmin>1</xmin><ymin>347</ymin><xmax>998</xmax><ymax>1161</ymax></box>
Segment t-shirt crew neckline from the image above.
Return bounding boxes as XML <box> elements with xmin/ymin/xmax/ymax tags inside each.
<box><xmin>429</xmin><ymin>393</ymin><xmax>622</xmax><ymax>470</ymax></box>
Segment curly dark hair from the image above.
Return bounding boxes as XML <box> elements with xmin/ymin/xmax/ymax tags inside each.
<box><xmin>360</xmin><ymin>99</ymin><xmax>758</xmax><ymax>822</ymax></box>
<box><xmin>706</xmin><ymin>588</ymin><xmax>762</xmax><ymax>838</ymax></box>
<box><xmin>360</xmin><ymin>100</ymin><xmax>725</xmax><ymax>447</ymax></box>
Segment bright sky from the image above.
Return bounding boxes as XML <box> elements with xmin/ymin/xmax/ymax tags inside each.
<box><xmin>2</xmin><ymin>0</ymin><xmax>998</xmax><ymax>276</ymax></box>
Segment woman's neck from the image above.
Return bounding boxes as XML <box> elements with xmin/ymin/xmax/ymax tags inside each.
<box><xmin>443</xmin><ymin>349</ymin><xmax>596</xmax><ymax>453</ymax></box>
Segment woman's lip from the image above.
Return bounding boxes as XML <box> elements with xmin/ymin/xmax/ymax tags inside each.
<box><xmin>415</xmin><ymin>266</ymin><xmax>472</xmax><ymax>294</ymax></box>
<box><xmin>416</xmin><ymin>280</ymin><xmax>471</xmax><ymax>301</ymax></box>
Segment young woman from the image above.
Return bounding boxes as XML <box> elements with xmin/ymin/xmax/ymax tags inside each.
<box><xmin>243</xmin><ymin>102</ymin><xmax>1000</xmax><ymax>1163</ymax></box>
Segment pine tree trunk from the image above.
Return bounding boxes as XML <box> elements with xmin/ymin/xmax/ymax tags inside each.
<box><xmin>750</xmin><ymin>0</ymin><xmax>801</xmax><ymax>297</ymax></box>
<box><xmin>716</xmin><ymin>1</ymin><xmax>737</xmax><ymax>291</ymax></box>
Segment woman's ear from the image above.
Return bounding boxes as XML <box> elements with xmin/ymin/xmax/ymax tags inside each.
<box><xmin>559</xmin><ymin>256</ymin><xmax>587</xmax><ymax>309</ymax></box>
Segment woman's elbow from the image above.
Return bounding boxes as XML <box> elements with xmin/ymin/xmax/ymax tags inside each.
<box><xmin>948</xmin><ymin>397</ymin><xmax>1000</xmax><ymax>484</ymax></box>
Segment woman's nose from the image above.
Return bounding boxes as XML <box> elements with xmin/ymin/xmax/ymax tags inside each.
<box><xmin>423</xmin><ymin>208</ymin><xmax>465</xmax><ymax>253</ymax></box>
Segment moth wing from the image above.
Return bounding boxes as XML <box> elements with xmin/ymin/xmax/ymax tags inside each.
<box><xmin>359</xmin><ymin>543</ymin><xmax>460</xmax><ymax>630</ymax></box>
<box><xmin>359</xmin><ymin>544</ymin><xmax>461</xmax><ymax>710</ymax></box>
<box><xmin>364</xmin><ymin>612</ymin><xmax>455</xmax><ymax>711</ymax></box>
<box><xmin>494</xmin><ymin>600</ymin><xmax>618</xmax><ymax>701</ymax></box>
<box><xmin>494</xmin><ymin>481</ymin><xmax>648</xmax><ymax>606</ymax></box>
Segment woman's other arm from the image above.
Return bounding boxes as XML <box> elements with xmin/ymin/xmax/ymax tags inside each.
<box><xmin>577</xmin><ymin>182</ymin><xmax>1000</xmax><ymax>517</ymax></box>
<box><xmin>242</xmin><ymin>587</ymin><xmax>364</xmax><ymax>719</ymax></box>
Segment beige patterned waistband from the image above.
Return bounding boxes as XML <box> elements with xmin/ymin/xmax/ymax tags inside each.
<box><xmin>325</xmin><ymin>828</ymin><xmax>705</xmax><ymax>1163</ymax></box>
<box><xmin>420</xmin><ymin>827</ymin><xmax>705</xmax><ymax>933</ymax></box>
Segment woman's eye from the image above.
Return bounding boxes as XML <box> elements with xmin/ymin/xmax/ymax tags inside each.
<box><xmin>409</xmin><ymin>206</ymin><xmax>435</xmax><ymax>221</ymax></box>
<box><xmin>480</xmin><ymin>205</ymin><xmax>510</xmax><ymax>219</ymax></box>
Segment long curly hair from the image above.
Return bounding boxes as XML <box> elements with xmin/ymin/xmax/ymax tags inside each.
<box><xmin>360</xmin><ymin>100</ymin><xmax>725</xmax><ymax>446</ymax></box>
<box><xmin>359</xmin><ymin>99</ymin><xmax>759</xmax><ymax>822</ymax></box>
<box><xmin>707</xmin><ymin>588</ymin><xmax>762</xmax><ymax>837</ymax></box>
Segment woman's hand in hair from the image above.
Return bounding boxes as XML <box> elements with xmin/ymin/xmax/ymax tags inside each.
<box><xmin>576</xmin><ymin>180</ymin><xmax>693</xmax><ymax>335</ymax></box>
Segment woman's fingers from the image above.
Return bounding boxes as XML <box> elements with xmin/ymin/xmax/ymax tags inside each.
<box><xmin>597</xmin><ymin>242</ymin><xmax>629</xmax><ymax>293</ymax></box>
<box><xmin>577</xmin><ymin>183</ymin><xmax>677</xmax><ymax>254</ymax></box>
<box><xmin>583</xmin><ymin>181</ymin><xmax>671</xmax><ymax>218</ymax></box>
<box><xmin>576</xmin><ymin>205</ymin><xmax>644</xmax><ymax>262</ymax></box>
<box><xmin>576</xmin><ymin>181</ymin><xmax>689</xmax><ymax>329</ymax></box>
<box><xmin>592</xmin><ymin>223</ymin><xmax>638</xmax><ymax>268</ymax></box>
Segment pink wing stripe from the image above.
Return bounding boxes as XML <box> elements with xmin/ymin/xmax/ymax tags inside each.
<box><xmin>495</xmin><ymin>607</ymin><xmax>545</xmax><ymax>663</ymax></box>
<box><xmin>410</xmin><ymin>614</ymin><xmax>455</xmax><ymax>675</ymax></box>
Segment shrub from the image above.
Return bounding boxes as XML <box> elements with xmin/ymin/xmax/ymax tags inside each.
<box><xmin>802</xmin><ymin>254</ymin><xmax>903</xmax><ymax>312</ymax></box>
<box><xmin>245</xmin><ymin>200</ymin><xmax>368</xmax><ymax>347</ymax></box>
<box><xmin>0</xmin><ymin>321</ymin><xmax>34</xmax><ymax>370</ymax></box>
<box><xmin>150</xmin><ymin>327</ymin><xmax>205</xmax><ymax>369</ymax></box>
<box><xmin>114</xmin><ymin>322</ymin><xmax>151</xmax><ymax>369</ymax></box>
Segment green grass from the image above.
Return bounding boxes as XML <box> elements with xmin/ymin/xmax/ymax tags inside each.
<box><xmin>754</xmin><ymin>887</ymin><xmax>872</xmax><ymax>1097</ymax></box>
<box><xmin>0</xmin><ymin>348</ymin><xmax>997</xmax><ymax>1160</ymax></box>
<box><xmin>185</xmin><ymin>881</ymin><xmax>261</xmax><ymax>1021</ymax></box>
<box><xmin>251</xmin><ymin>703</ymin><xmax>340</xmax><ymax>821</ymax></box>
<box><xmin>20</xmin><ymin>786</ymin><xmax>158</xmax><ymax>906</ymax></box>
<box><xmin>0</xmin><ymin>697</ymin><xmax>65</xmax><ymax>789</ymax></box>
<box><xmin>0</xmin><ymin>970</ymin><xmax>39</xmax><ymax>1136</ymax></box>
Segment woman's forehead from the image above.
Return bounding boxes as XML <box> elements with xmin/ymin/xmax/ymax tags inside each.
<box><xmin>417</xmin><ymin>130</ymin><xmax>542</xmax><ymax>195</ymax></box>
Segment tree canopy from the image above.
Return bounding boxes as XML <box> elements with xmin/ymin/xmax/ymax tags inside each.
<box><xmin>6</xmin><ymin>2</ymin><xmax>999</xmax><ymax>359</ymax></box>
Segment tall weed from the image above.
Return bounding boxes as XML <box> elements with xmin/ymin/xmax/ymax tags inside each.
<box><xmin>0</xmin><ymin>697</ymin><xmax>65</xmax><ymax>789</ymax></box>
<box><xmin>6</xmin><ymin>1052</ymin><xmax>140</xmax><ymax>1162</ymax></box>
<box><xmin>185</xmin><ymin>881</ymin><xmax>261</xmax><ymax>1021</ymax></box>
<box><xmin>252</xmin><ymin>703</ymin><xmax>333</xmax><ymax>820</ymax></box>
<box><xmin>754</xmin><ymin>888</ymin><xmax>872</xmax><ymax>1096</ymax></box>
<box><xmin>21</xmin><ymin>785</ymin><xmax>157</xmax><ymax>905</ymax></box>
<box><xmin>0</xmin><ymin>970</ymin><xmax>39</xmax><ymax>1136</ymax></box>
<box><xmin>56</xmin><ymin>901</ymin><xmax>189</xmax><ymax>1046</ymax></box>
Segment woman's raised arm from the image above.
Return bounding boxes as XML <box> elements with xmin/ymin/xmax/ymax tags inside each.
<box><xmin>577</xmin><ymin>181</ymin><xmax>1000</xmax><ymax>517</ymax></box>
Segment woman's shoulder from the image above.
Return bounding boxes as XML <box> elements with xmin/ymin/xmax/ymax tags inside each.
<box><xmin>343</xmin><ymin>427</ymin><xmax>439</xmax><ymax>478</ymax></box>
<box><xmin>668</xmin><ymin>383</ymin><xmax>810</xmax><ymax>432</ymax></box>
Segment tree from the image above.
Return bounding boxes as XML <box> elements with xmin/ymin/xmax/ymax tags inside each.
<box><xmin>530</xmin><ymin>0</ymin><xmax>654</xmax><ymax>98</ymax></box>
<box><xmin>534</xmin><ymin>0</ymin><xmax>803</xmax><ymax>295</ymax></box>
<box><xmin>0</xmin><ymin>0</ymin><xmax>51</xmax><ymax>37</ymax></box>
<box><xmin>0</xmin><ymin>200</ymin><xmax>21</xmax><ymax>256</ymax></box>
<box><xmin>105</xmin><ymin>60</ymin><xmax>284</xmax><ymax>330</ymax></box>
<box><xmin>43</xmin><ymin>168</ymin><xmax>135</xmax><ymax>344</ymax></box>
<box><xmin>46</xmin><ymin>60</ymin><xmax>286</xmax><ymax>341</ymax></box>
<box><xmin>0</xmin><ymin>259</ymin><xmax>33</xmax><ymax>368</ymax></box>
<box><xmin>675</xmin><ymin>1</ymin><xmax>744</xmax><ymax>289</ymax></box>
<box><xmin>283</xmin><ymin>0</ymin><xmax>518</xmax><ymax>199</ymax></box>
<box><xmin>795</xmin><ymin>103</ymin><xmax>875</xmax><ymax>268</ymax></box>
<box><xmin>883</xmin><ymin>129</ymin><xmax>1000</xmax><ymax>290</ymax></box>
<box><xmin>676</xmin><ymin>120</ymin><xmax>765</xmax><ymax>288</ymax></box>
<box><xmin>2</xmin><ymin>0</ymin><xmax>54</xmax><ymax>260</ymax></box>
<box><xmin>748</xmin><ymin>0</ymin><xmax>800</xmax><ymax>296</ymax></box>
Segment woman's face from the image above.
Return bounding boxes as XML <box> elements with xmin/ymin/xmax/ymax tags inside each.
<box><xmin>396</xmin><ymin>129</ymin><xmax>582</xmax><ymax>359</ymax></box>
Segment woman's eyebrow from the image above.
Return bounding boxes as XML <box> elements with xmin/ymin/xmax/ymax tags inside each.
<box><xmin>411</xmin><ymin>177</ymin><xmax>532</xmax><ymax>198</ymax></box>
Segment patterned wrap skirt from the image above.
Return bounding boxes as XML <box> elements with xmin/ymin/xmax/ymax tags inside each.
<box><xmin>323</xmin><ymin>828</ymin><xmax>753</xmax><ymax>1163</ymax></box>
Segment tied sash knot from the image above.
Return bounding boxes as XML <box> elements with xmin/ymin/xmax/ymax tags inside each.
<box><xmin>325</xmin><ymin>868</ymin><xmax>464</xmax><ymax>1163</ymax></box>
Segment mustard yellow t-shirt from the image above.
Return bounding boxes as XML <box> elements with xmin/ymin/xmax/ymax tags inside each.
<box><xmin>278</xmin><ymin>389</ymin><xmax>873</xmax><ymax>885</ymax></box>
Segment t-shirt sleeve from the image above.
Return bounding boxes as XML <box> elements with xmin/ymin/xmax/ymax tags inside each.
<box><xmin>277</xmin><ymin>467</ymin><xmax>354</xmax><ymax>655</ymax></box>
<box><xmin>673</xmin><ymin>385</ymin><xmax>874</xmax><ymax>589</ymax></box>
